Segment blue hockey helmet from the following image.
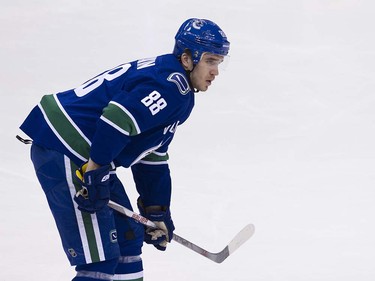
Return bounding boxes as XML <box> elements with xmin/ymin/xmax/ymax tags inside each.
<box><xmin>173</xmin><ymin>18</ymin><xmax>230</xmax><ymax>64</ymax></box>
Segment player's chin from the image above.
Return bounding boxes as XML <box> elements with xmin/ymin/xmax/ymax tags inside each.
<box><xmin>199</xmin><ymin>86</ymin><xmax>209</xmax><ymax>92</ymax></box>
<box><xmin>198</xmin><ymin>83</ymin><xmax>211</xmax><ymax>92</ymax></box>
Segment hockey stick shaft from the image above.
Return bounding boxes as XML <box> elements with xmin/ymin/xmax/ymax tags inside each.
<box><xmin>108</xmin><ymin>200</ymin><xmax>254</xmax><ymax>263</ymax></box>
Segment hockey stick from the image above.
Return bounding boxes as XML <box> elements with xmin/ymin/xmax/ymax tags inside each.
<box><xmin>16</xmin><ymin>134</ymin><xmax>255</xmax><ymax>262</ymax></box>
<box><xmin>108</xmin><ymin>200</ymin><xmax>255</xmax><ymax>263</ymax></box>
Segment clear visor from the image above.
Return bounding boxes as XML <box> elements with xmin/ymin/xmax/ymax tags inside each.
<box><xmin>220</xmin><ymin>55</ymin><xmax>230</xmax><ymax>70</ymax></box>
<box><xmin>200</xmin><ymin>52</ymin><xmax>230</xmax><ymax>71</ymax></box>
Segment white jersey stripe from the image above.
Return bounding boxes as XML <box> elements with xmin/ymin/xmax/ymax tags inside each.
<box><xmin>54</xmin><ymin>94</ymin><xmax>92</xmax><ymax>145</ymax></box>
<box><xmin>100</xmin><ymin>116</ymin><xmax>130</xmax><ymax>136</ymax></box>
<box><xmin>64</xmin><ymin>156</ymin><xmax>92</xmax><ymax>263</ymax></box>
<box><xmin>110</xmin><ymin>101</ymin><xmax>141</xmax><ymax>134</ymax></box>
<box><xmin>138</xmin><ymin>160</ymin><xmax>168</xmax><ymax>165</ymax></box>
<box><xmin>90</xmin><ymin>213</ymin><xmax>106</xmax><ymax>261</ymax></box>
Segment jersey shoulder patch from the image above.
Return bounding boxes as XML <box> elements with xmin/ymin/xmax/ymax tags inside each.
<box><xmin>167</xmin><ymin>72</ymin><xmax>190</xmax><ymax>95</ymax></box>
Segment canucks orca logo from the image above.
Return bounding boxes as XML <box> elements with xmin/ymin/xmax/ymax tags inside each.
<box><xmin>167</xmin><ymin>72</ymin><xmax>190</xmax><ymax>95</ymax></box>
<box><xmin>110</xmin><ymin>230</ymin><xmax>117</xmax><ymax>243</ymax></box>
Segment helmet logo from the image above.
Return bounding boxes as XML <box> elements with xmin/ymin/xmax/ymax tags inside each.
<box><xmin>192</xmin><ymin>19</ymin><xmax>204</xmax><ymax>30</ymax></box>
<box><xmin>173</xmin><ymin>18</ymin><xmax>230</xmax><ymax>63</ymax></box>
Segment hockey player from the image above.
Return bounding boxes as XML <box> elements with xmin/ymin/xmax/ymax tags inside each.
<box><xmin>18</xmin><ymin>18</ymin><xmax>230</xmax><ymax>281</ymax></box>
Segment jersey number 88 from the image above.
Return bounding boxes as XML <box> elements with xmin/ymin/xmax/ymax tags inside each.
<box><xmin>141</xmin><ymin>91</ymin><xmax>167</xmax><ymax>115</ymax></box>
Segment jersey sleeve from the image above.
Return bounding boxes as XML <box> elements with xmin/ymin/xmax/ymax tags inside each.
<box><xmin>89</xmin><ymin>90</ymin><xmax>143</xmax><ymax>165</ymax></box>
<box><xmin>89</xmin><ymin>117</ymin><xmax>131</xmax><ymax>165</ymax></box>
<box><xmin>131</xmin><ymin>142</ymin><xmax>172</xmax><ymax>207</ymax></box>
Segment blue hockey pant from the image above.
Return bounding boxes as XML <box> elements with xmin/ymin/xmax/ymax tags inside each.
<box><xmin>30</xmin><ymin>144</ymin><xmax>144</xmax><ymax>281</ymax></box>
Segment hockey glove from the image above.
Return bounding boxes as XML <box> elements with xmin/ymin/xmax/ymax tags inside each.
<box><xmin>74</xmin><ymin>163</ymin><xmax>111</xmax><ymax>214</ymax></box>
<box><xmin>137</xmin><ymin>198</ymin><xmax>175</xmax><ymax>251</ymax></box>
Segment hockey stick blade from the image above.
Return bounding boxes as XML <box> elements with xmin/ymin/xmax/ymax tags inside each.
<box><xmin>108</xmin><ymin>200</ymin><xmax>255</xmax><ymax>263</ymax></box>
<box><xmin>173</xmin><ymin>224</ymin><xmax>255</xmax><ymax>263</ymax></box>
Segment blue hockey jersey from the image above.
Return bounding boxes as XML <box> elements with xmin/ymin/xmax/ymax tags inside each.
<box><xmin>20</xmin><ymin>54</ymin><xmax>195</xmax><ymax>206</ymax></box>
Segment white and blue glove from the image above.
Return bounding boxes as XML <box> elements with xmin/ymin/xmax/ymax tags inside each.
<box><xmin>74</xmin><ymin>163</ymin><xmax>111</xmax><ymax>214</ymax></box>
<box><xmin>138</xmin><ymin>198</ymin><xmax>175</xmax><ymax>251</ymax></box>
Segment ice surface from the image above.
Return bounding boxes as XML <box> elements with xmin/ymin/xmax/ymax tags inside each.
<box><xmin>1</xmin><ymin>0</ymin><xmax>375</xmax><ymax>280</ymax></box>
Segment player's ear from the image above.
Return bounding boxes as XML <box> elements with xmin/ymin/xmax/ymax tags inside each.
<box><xmin>180</xmin><ymin>52</ymin><xmax>194</xmax><ymax>71</ymax></box>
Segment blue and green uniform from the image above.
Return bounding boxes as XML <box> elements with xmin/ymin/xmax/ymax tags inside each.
<box><xmin>20</xmin><ymin>54</ymin><xmax>194</xmax><ymax>280</ymax></box>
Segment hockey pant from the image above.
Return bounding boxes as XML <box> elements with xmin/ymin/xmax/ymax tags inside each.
<box><xmin>30</xmin><ymin>144</ymin><xmax>144</xmax><ymax>281</ymax></box>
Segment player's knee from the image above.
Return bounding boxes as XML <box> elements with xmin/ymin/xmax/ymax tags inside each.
<box><xmin>73</xmin><ymin>257</ymin><xmax>118</xmax><ymax>281</ymax></box>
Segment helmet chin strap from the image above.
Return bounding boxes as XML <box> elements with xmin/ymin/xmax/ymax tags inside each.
<box><xmin>185</xmin><ymin>65</ymin><xmax>199</xmax><ymax>93</ymax></box>
<box><xmin>179</xmin><ymin>52</ymin><xmax>199</xmax><ymax>93</ymax></box>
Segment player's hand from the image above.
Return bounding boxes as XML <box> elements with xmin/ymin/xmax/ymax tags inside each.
<box><xmin>137</xmin><ymin>198</ymin><xmax>175</xmax><ymax>251</ymax></box>
<box><xmin>74</xmin><ymin>163</ymin><xmax>111</xmax><ymax>213</ymax></box>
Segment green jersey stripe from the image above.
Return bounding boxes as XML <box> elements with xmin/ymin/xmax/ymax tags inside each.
<box><xmin>80</xmin><ymin>212</ymin><xmax>101</xmax><ymax>262</ymax></box>
<box><xmin>141</xmin><ymin>152</ymin><xmax>169</xmax><ymax>162</ymax></box>
<box><xmin>138</xmin><ymin>151</ymin><xmax>169</xmax><ymax>165</ymax></box>
<box><xmin>39</xmin><ymin>94</ymin><xmax>91</xmax><ymax>160</ymax></box>
<box><xmin>102</xmin><ymin>101</ymin><xmax>141</xmax><ymax>136</ymax></box>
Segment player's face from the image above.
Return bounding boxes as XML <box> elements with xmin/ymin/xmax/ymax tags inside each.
<box><xmin>190</xmin><ymin>53</ymin><xmax>224</xmax><ymax>92</ymax></box>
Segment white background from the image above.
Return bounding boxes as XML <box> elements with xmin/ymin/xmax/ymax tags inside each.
<box><xmin>1</xmin><ymin>0</ymin><xmax>375</xmax><ymax>280</ymax></box>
